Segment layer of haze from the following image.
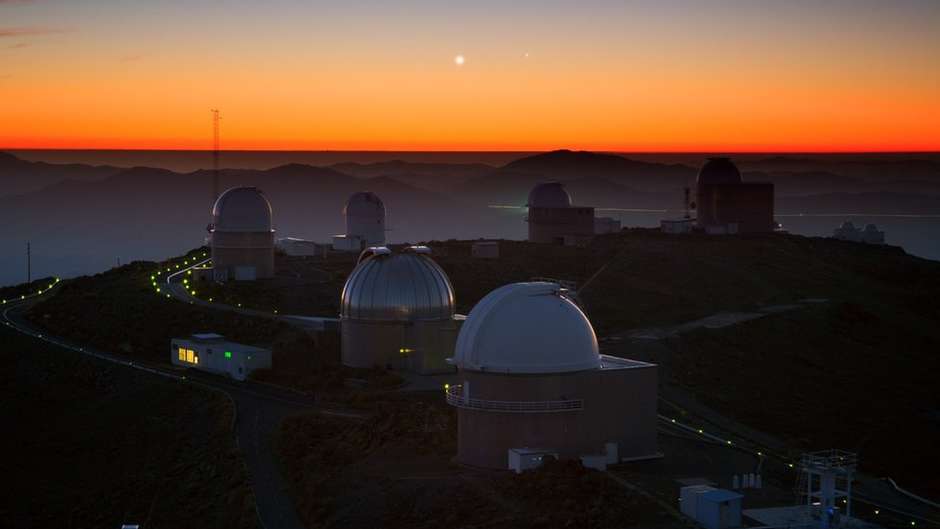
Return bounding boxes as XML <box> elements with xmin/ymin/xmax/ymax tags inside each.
<box><xmin>1</xmin><ymin>0</ymin><xmax>939</xmax><ymax>151</ymax></box>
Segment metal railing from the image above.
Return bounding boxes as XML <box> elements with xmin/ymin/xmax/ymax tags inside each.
<box><xmin>800</xmin><ymin>449</ymin><xmax>858</xmax><ymax>471</ymax></box>
<box><xmin>444</xmin><ymin>384</ymin><xmax>583</xmax><ymax>413</ymax></box>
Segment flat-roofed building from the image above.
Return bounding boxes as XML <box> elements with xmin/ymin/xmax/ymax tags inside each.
<box><xmin>170</xmin><ymin>333</ymin><xmax>271</xmax><ymax>381</ymax></box>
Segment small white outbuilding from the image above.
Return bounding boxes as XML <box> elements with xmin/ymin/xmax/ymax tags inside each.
<box><xmin>170</xmin><ymin>333</ymin><xmax>271</xmax><ymax>381</ymax></box>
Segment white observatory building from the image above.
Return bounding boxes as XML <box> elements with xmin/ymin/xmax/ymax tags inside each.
<box><xmin>340</xmin><ymin>246</ymin><xmax>461</xmax><ymax>374</ymax></box>
<box><xmin>208</xmin><ymin>186</ymin><xmax>275</xmax><ymax>281</ymax></box>
<box><xmin>446</xmin><ymin>282</ymin><xmax>658</xmax><ymax>469</ymax></box>
<box><xmin>526</xmin><ymin>182</ymin><xmax>595</xmax><ymax>245</ymax></box>
<box><xmin>333</xmin><ymin>191</ymin><xmax>386</xmax><ymax>252</ymax></box>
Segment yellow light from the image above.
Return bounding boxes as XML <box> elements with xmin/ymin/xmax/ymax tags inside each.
<box><xmin>726</xmin><ymin>440</ymin><xmax>732</xmax><ymax>445</ymax></box>
<box><xmin>874</xmin><ymin>510</ymin><xmax>879</xmax><ymax>515</ymax></box>
<box><xmin>156</xmin><ymin>287</ymin><xmax>161</xmax><ymax>293</ymax></box>
<box><xmin>757</xmin><ymin>451</ymin><xmax>763</xmax><ymax>456</ymax></box>
<box><xmin>444</xmin><ymin>383</ymin><xmax>450</xmax><ymax>390</ymax></box>
<box><xmin>788</xmin><ymin>463</ymin><xmax>794</xmax><ymax>468</ymax></box>
<box><xmin>698</xmin><ymin>429</ymin><xmax>704</xmax><ymax>434</ymax></box>
<box><xmin>150</xmin><ymin>275</ymin><xmax>155</xmax><ymax>280</ymax></box>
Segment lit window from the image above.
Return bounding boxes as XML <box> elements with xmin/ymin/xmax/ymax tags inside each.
<box><xmin>186</xmin><ymin>349</ymin><xmax>195</xmax><ymax>364</ymax></box>
<box><xmin>178</xmin><ymin>346</ymin><xmax>186</xmax><ymax>362</ymax></box>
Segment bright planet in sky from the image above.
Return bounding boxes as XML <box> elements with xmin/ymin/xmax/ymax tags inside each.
<box><xmin>454</xmin><ymin>54</ymin><xmax>465</xmax><ymax>66</ymax></box>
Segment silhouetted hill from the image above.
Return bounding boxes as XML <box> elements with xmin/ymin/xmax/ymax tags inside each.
<box><xmin>330</xmin><ymin>160</ymin><xmax>494</xmax><ymax>193</ymax></box>
<box><xmin>0</xmin><ymin>151</ymin><xmax>122</xmax><ymax>197</ymax></box>
<box><xmin>461</xmin><ymin>150</ymin><xmax>696</xmax><ymax>205</ymax></box>
<box><xmin>0</xmin><ymin>163</ymin><xmax>496</xmax><ymax>285</ymax></box>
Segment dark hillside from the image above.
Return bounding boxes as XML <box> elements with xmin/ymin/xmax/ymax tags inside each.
<box><xmin>0</xmin><ymin>325</ymin><xmax>256</xmax><ymax>528</ymax></box>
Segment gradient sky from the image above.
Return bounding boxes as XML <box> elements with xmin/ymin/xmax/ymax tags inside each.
<box><xmin>1</xmin><ymin>0</ymin><xmax>939</xmax><ymax>151</ymax></box>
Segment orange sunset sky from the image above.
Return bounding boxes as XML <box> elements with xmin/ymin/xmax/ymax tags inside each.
<box><xmin>1</xmin><ymin>0</ymin><xmax>939</xmax><ymax>152</ymax></box>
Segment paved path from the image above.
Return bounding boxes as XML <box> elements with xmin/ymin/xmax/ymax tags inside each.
<box><xmin>2</xmin><ymin>285</ymin><xmax>362</xmax><ymax>529</ymax></box>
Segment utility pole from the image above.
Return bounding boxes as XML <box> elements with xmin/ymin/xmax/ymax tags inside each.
<box><xmin>26</xmin><ymin>241</ymin><xmax>31</xmax><ymax>284</ymax></box>
<box><xmin>211</xmin><ymin>109</ymin><xmax>221</xmax><ymax>207</ymax></box>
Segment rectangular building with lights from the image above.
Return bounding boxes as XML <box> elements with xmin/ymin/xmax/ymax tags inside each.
<box><xmin>170</xmin><ymin>333</ymin><xmax>272</xmax><ymax>381</ymax></box>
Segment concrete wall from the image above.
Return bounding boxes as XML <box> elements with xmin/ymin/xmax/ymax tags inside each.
<box><xmin>698</xmin><ymin>183</ymin><xmax>774</xmax><ymax>233</ymax></box>
<box><xmin>211</xmin><ymin>230</ymin><xmax>275</xmax><ymax>279</ymax></box>
<box><xmin>527</xmin><ymin>206</ymin><xmax>595</xmax><ymax>244</ymax></box>
<box><xmin>456</xmin><ymin>364</ymin><xmax>658</xmax><ymax>468</ymax></box>
<box><xmin>341</xmin><ymin>317</ymin><xmax>459</xmax><ymax>374</ymax></box>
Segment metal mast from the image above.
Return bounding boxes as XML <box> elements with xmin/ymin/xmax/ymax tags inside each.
<box><xmin>211</xmin><ymin>109</ymin><xmax>221</xmax><ymax>206</ymax></box>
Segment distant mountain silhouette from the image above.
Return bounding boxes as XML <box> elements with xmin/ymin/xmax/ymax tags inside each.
<box><xmin>0</xmin><ymin>156</ymin><xmax>508</xmax><ymax>285</ymax></box>
<box><xmin>329</xmin><ymin>160</ymin><xmax>494</xmax><ymax>193</ymax></box>
<box><xmin>0</xmin><ymin>151</ymin><xmax>122</xmax><ymax>197</ymax></box>
<box><xmin>2</xmin><ymin>150</ymin><xmax>939</xmax><ymax>285</ymax></box>
<box><xmin>460</xmin><ymin>150</ymin><xmax>697</xmax><ymax>205</ymax></box>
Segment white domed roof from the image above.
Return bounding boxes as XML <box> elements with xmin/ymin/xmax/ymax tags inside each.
<box><xmin>341</xmin><ymin>246</ymin><xmax>455</xmax><ymax>321</ymax></box>
<box><xmin>212</xmin><ymin>187</ymin><xmax>273</xmax><ymax>232</ymax></box>
<box><xmin>343</xmin><ymin>191</ymin><xmax>385</xmax><ymax>216</ymax></box>
<box><xmin>453</xmin><ymin>282</ymin><xmax>600</xmax><ymax>374</ymax></box>
<box><xmin>527</xmin><ymin>182</ymin><xmax>572</xmax><ymax>208</ymax></box>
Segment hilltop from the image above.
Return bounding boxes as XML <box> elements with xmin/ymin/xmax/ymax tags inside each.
<box><xmin>15</xmin><ymin>228</ymin><xmax>940</xmax><ymax>512</ymax></box>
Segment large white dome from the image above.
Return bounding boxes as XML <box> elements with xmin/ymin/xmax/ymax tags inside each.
<box><xmin>453</xmin><ymin>282</ymin><xmax>600</xmax><ymax>374</ymax></box>
<box><xmin>212</xmin><ymin>187</ymin><xmax>273</xmax><ymax>232</ymax></box>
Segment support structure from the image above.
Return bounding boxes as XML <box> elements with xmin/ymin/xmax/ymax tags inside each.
<box><xmin>800</xmin><ymin>449</ymin><xmax>857</xmax><ymax>521</ymax></box>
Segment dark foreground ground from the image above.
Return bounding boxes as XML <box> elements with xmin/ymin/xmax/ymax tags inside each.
<box><xmin>0</xmin><ymin>325</ymin><xmax>257</xmax><ymax>529</ymax></box>
<box><xmin>276</xmin><ymin>393</ymin><xmax>683</xmax><ymax>529</ymax></box>
<box><xmin>17</xmin><ymin>229</ymin><xmax>940</xmax><ymax>526</ymax></box>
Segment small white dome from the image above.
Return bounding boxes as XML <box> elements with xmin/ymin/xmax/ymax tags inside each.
<box><xmin>212</xmin><ymin>187</ymin><xmax>273</xmax><ymax>232</ymax></box>
<box><xmin>453</xmin><ymin>282</ymin><xmax>600</xmax><ymax>374</ymax></box>
<box><xmin>527</xmin><ymin>182</ymin><xmax>572</xmax><ymax>208</ymax></box>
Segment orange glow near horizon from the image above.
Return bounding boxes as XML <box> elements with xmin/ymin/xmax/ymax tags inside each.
<box><xmin>2</xmin><ymin>2</ymin><xmax>939</xmax><ymax>152</ymax></box>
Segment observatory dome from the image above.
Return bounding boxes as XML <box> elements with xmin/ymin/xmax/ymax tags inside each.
<box><xmin>212</xmin><ymin>187</ymin><xmax>273</xmax><ymax>232</ymax></box>
<box><xmin>453</xmin><ymin>282</ymin><xmax>601</xmax><ymax>374</ymax></box>
<box><xmin>697</xmin><ymin>157</ymin><xmax>742</xmax><ymax>186</ymax></box>
<box><xmin>527</xmin><ymin>182</ymin><xmax>572</xmax><ymax>208</ymax></box>
<box><xmin>340</xmin><ymin>247</ymin><xmax>455</xmax><ymax>321</ymax></box>
<box><xmin>344</xmin><ymin>191</ymin><xmax>385</xmax><ymax>217</ymax></box>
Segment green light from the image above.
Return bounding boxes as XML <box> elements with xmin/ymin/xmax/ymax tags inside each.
<box><xmin>150</xmin><ymin>275</ymin><xmax>155</xmax><ymax>280</ymax></box>
<box><xmin>224</xmin><ymin>351</ymin><xmax>232</xmax><ymax>359</ymax></box>
<box><xmin>156</xmin><ymin>287</ymin><xmax>161</xmax><ymax>293</ymax></box>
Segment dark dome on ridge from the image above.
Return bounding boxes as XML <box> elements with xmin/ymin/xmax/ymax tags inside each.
<box><xmin>527</xmin><ymin>182</ymin><xmax>572</xmax><ymax>208</ymax></box>
<box><xmin>697</xmin><ymin>157</ymin><xmax>742</xmax><ymax>185</ymax></box>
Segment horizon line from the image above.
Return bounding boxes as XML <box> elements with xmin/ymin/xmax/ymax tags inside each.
<box><xmin>4</xmin><ymin>147</ymin><xmax>939</xmax><ymax>155</ymax></box>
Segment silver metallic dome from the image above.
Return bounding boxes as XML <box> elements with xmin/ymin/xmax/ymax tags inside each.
<box><xmin>697</xmin><ymin>157</ymin><xmax>742</xmax><ymax>186</ymax></box>
<box><xmin>527</xmin><ymin>182</ymin><xmax>572</xmax><ymax>208</ymax></box>
<box><xmin>341</xmin><ymin>246</ymin><xmax>455</xmax><ymax>321</ymax></box>
<box><xmin>212</xmin><ymin>187</ymin><xmax>273</xmax><ymax>232</ymax></box>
